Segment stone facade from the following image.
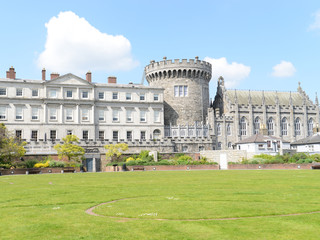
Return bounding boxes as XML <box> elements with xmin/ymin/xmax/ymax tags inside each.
<box><xmin>210</xmin><ymin>77</ymin><xmax>320</xmax><ymax>150</ymax></box>
<box><xmin>145</xmin><ymin>57</ymin><xmax>212</xmax><ymax>125</ymax></box>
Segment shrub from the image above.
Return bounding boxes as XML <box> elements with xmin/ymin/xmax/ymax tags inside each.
<box><xmin>25</xmin><ymin>160</ymin><xmax>38</xmax><ymax>168</ymax></box>
<box><xmin>34</xmin><ymin>160</ymin><xmax>50</xmax><ymax>168</ymax></box>
<box><xmin>138</xmin><ymin>150</ymin><xmax>153</xmax><ymax>162</ymax></box>
<box><xmin>49</xmin><ymin>161</ymin><xmax>66</xmax><ymax>168</ymax></box>
<box><xmin>126</xmin><ymin>157</ymin><xmax>135</xmax><ymax>162</ymax></box>
<box><xmin>0</xmin><ymin>163</ymin><xmax>11</xmax><ymax>169</ymax></box>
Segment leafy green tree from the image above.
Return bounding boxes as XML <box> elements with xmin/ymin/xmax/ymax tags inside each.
<box><xmin>104</xmin><ymin>143</ymin><xmax>128</xmax><ymax>162</ymax></box>
<box><xmin>0</xmin><ymin>124</ymin><xmax>27</xmax><ymax>164</ymax></box>
<box><xmin>54</xmin><ymin>135</ymin><xmax>85</xmax><ymax>162</ymax></box>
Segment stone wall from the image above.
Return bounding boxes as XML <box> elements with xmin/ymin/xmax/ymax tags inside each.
<box><xmin>200</xmin><ymin>150</ymin><xmax>252</xmax><ymax>164</ymax></box>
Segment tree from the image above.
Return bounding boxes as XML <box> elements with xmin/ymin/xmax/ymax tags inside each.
<box><xmin>104</xmin><ymin>143</ymin><xmax>128</xmax><ymax>162</ymax></box>
<box><xmin>0</xmin><ymin>123</ymin><xmax>27</xmax><ymax>163</ymax></box>
<box><xmin>54</xmin><ymin>135</ymin><xmax>85</xmax><ymax>162</ymax></box>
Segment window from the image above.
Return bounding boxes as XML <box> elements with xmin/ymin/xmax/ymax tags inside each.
<box><xmin>99</xmin><ymin>110</ymin><xmax>105</xmax><ymax>121</ymax></box>
<box><xmin>16</xmin><ymin>88</ymin><xmax>22</xmax><ymax>96</ymax></box>
<box><xmin>140</xmin><ymin>110</ymin><xmax>146</xmax><ymax>122</ymax></box>
<box><xmin>0</xmin><ymin>106</ymin><xmax>6</xmax><ymax>120</ymax></box>
<box><xmin>67</xmin><ymin>130</ymin><xmax>73</xmax><ymax>135</ymax></box>
<box><xmin>66</xmin><ymin>90</ymin><xmax>73</xmax><ymax>98</ymax></box>
<box><xmin>66</xmin><ymin>109</ymin><xmax>73</xmax><ymax>121</ymax></box>
<box><xmin>140</xmin><ymin>93</ymin><xmax>145</xmax><ymax>101</ymax></box>
<box><xmin>228</xmin><ymin>142</ymin><xmax>232</xmax><ymax>149</ymax></box>
<box><xmin>99</xmin><ymin>131</ymin><xmax>104</xmax><ymax>140</ymax></box>
<box><xmin>112</xmin><ymin>92</ymin><xmax>118</xmax><ymax>100</ymax></box>
<box><xmin>49</xmin><ymin>108</ymin><xmax>57</xmax><ymax>121</ymax></box>
<box><xmin>217</xmin><ymin>123</ymin><xmax>221</xmax><ymax>136</ymax></box>
<box><xmin>31</xmin><ymin>108</ymin><xmax>39</xmax><ymax>120</ymax></box>
<box><xmin>267</xmin><ymin>140</ymin><xmax>272</xmax><ymax>148</ymax></box>
<box><xmin>182</xmin><ymin>146</ymin><xmax>188</xmax><ymax>152</ymax></box>
<box><xmin>31</xmin><ymin>130</ymin><xmax>38</xmax><ymax>140</ymax></box>
<box><xmin>82</xmin><ymin>91</ymin><xmax>88</xmax><ymax>98</ymax></box>
<box><xmin>32</xmin><ymin>89</ymin><xmax>38</xmax><ymax>97</ymax></box>
<box><xmin>49</xmin><ymin>89</ymin><xmax>57</xmax><ymax>98</ymax></box>
<box><xmin>154</xmin><ymin>110</ymin><xmax>160</xmax><ymax>122</ymax></box>
<box><xmin>140</xmin><ymin>131</ymin><xmax>146</xmax><ymax>140</ymax></box>
<box><xmin>153</xmin><ymin>129</ymin><xmax>161</xmax><ymax>139</ymax></box>
<box><xmin>126</xmin><ymin>93</ymin><xmax>131</xmax><ymax>100</ymax></box>
<box><xmin>16</xmin><ymin>130</ymin><xmax>22</xmax><ymax>139</ymax></box>
<box><xmin>174</xmin><ymin>85</ymin><xmax>188</xmax><ymax>97</ymax></box>
<box><xmin>281</xmin><ymin>117</ymin><xmax>288</xmax><ymax>136</ymax></box>
<box><xmin>83</xmin><ymin>130</ymin><xmax>89</xmax><ymax>140</ymax></box>
<box><xmin>277</xmin><ymin>141</ymin><xmax>281</xmax><ymax>149</ymax></box>
<box><xmin>126</xmin><ymin>110</ymin><xmax>132</xmax><ymax>122</ymax></box>
<box><xmin>258</xmin><ymin>144</ymin><xmax>264</xmax><ymax>148</ymax></box>
<box><xmin>308</xmin><ymin>118</ymin><xmax>314</xmax><ymax>136</ymax></box>
<box><xmin>50</xmin><ymin>130</ymin><xmax>57</xmax><ymax>140</ymax></box>
<box><xmin>217</xmin><ymin>142</ymin><xmax>222</xmax><ymax>150</ymax></box>
<box><xmin>113</xmin><ymin>131</ymin><xmax>118</xmax><ymax>141</ymax></box>
<box><xmin>295</xmin><ymin>118</ymin><xmax>301</xmax><ymax>136</ymax></box>
<box><xmin>199</xmin><ymin>146</ymin><xmax>204</xmax><ymax>151</ymax></box>
<box><xmin>227</xmin><ymin>124</ymin><xmax>231</xmax><ymax>136</ymax></box>
<box><xmin>240</xmin><ymin>117</ymin><xmax>247</xmax><ymax>136</ymax></box>
<box><xmin>112</xmin><ymin>109</ymin><xmax>119</xmax><ymax>122</ymax></box>
<box><xmin>267</xmin><ymin>117</ymin><xmax>274</xmax><ymax>135</ymax></box>
<box><xmin>127</xmin><ymin>131</ymin><xmax>132</xmax><ymax>141</ymax></box>
<box><xmin>82</xmin><ymin>109</ymin><xmax>89</xmax><ymax>121</ymax></box>
<box><xmin>16</xmin><ymin>107</ymin><xmax>23</xmax><ymax>120</ymax></box>
<box><xmin>154</xmin><ymin>94</ymin><xmax>159</xmax><ymax>101</ymax></box>
<box><xmin>0</xmin><ymin>88</ymin><xmax>6</xmax><ymax>95</ymax></box>
<box><xmin>98</xmin><ymin>92</ymin><xmax>104</xmax><ymax>99</ymax></box>
<box><xmin>254</xmin><ymin>117</ymin><xmax>260</xmax><ymax>135</ymax></box>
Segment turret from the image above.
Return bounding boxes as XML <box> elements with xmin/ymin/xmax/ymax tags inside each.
<box><xmin>145</xmin><ymin>57</ymin><xmax>212</xmax><ymax>125</ymax></box>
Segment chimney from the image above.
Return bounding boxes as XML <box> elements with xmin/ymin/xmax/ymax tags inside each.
<box><xmin>50</xmin><ymin>73</ymin><xmax>60</xmax><ymax>80</ymax></box>
<box><xmin>86</xmin><ymin>71</ymin><xmax>92</xmax><ymax>83</ymax></box>
<box><xmin>6</xmin><ymin>66</ymin><xmax>16</xmax><ymax>79</ymax></box>
<box><xmin>42</xmin><ymin>68</ymin><xmax>46</xmax><ymax>81</ymax></box>
<box><xmin>108</xmin><ymin>76</ymin><xmax>117</xmax><ymax>84</ymax></box>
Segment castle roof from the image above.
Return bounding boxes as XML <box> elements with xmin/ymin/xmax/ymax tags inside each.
<box><xmin>291</xmin><ymin>133</ymin><xmax>320</xmax><ymax>145</ymax></box>
<box><xmin>236</xmin><ymin>134</ymin><xmax>289</xmax><ymax>144</ymax></box>
<box><xmin>225</xmin><ymin>90</ymin><xmax>313</xmax><ymax>106</ymax></box>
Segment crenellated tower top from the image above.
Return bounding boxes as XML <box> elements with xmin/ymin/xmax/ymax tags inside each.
<box><xmin>145</xmin><ymin>57</ymin><xmax>212</xmax><ymax>83</ymax></box>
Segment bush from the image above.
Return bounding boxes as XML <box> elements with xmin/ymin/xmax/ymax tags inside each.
<box><xmin>25</xmin><ymin>160</ymin><xmax>38</xmax><ymax>168</ymax></box>
<box><xmin>0</xmin><ymin>163</ymin><xmax>11</xmax><ymax>169</ymax></box>
<box><xmin>34</xmin><ymin>160</ymin><xmax>50</xmax><ymax>168</ymax></box>
<box><xmin>138</xmin><ymin>150</ymin><xmax>153</xmax><ymax>162</ymax></box>
<box><xmin>126</xmin><ymin>157</ymin><xmax>135</xmax><ymax>162</ymax></box>
<box><xmin>49</xmin><ymin>161</ymin><xmax>66</xmax><ymax>168</ymax></box>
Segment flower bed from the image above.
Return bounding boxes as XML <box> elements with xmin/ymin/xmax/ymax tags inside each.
<box><xmin>0</xmin><ymin>167</ymin><xmax>80</xmax><ymax>175</ymax></box>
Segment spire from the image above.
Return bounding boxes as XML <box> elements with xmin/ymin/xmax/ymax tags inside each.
<box><xmin>218</xmin><ymin>76</ymin><xmax>224</xmax><ymax>87</ymax></box>
<box><xmin>316</xmin><ymin>92</ymin><xmax>319</xmax><ymax>105</ymax></box>
<box><xmin>262</xmin><ymin>91</ymin><xmax>265</xmax><ymax>105</ymax></box>
<box><xmin>297</xmin><ymin>81</ymin><xmax>302</xmax><ymax>93</ymax></box>
<box><xmin>289</xmin><ymin>91</ymin><xmax>293</xmax><ymax>106</ymax></box>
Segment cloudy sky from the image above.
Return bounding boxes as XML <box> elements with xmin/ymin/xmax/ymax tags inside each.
<box><xmin>0</xmin><ymin>0</ymin><xmax>320</xmax><ymax>100</ymax></box>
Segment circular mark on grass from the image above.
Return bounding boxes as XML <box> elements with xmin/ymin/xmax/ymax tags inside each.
<box><xmin>85</xmin><ymin>198</ymin><xmax>320</xmax><ymax>221</ymax></box>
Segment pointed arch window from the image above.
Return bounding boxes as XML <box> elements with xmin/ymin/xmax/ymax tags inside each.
<box><xmin>267</xmin><ymin>117</ymin><xmax>274</xmax><ymax>135</ymax></box>
<box><xmin>240</xmin><ymin>117</ymin><xmax>247</xmax><ymax>136</ymax></box>
<box><xmin>254</xmin><ymin>117</ymin><xmax>260</xmax><ymax>135</ymax></box>
<box><xmin>295</xmin><ymin>118</ymin><xmax>301</xmax><ymax>136</ymax></box>
<box><xmin>308</xmin><ymin>118</ymin><xmax>314</xmax><ymax>136</ymax></box>
<box><xmin>281</xmin><ymin>117</ymin><xmax>288</xmax><ymax>136</ymax></box>
<box><xmin>217</xmin><ymin>123</ymin><xmax>221</xmax><ymax>136</ymax></box>
<box><xmin>227</xmin><ymin>124</ymin><xmax>231</xmax><ymax>136</ymax></box>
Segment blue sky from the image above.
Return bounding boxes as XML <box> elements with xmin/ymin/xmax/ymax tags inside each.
<box><xmin>1</xmin><ymin>0</ymin><xmax>320</xmax><ymax>101</ymax></box>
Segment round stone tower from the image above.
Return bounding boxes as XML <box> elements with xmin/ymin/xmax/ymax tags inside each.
<box><xmin>145</xmin><ymin>57</ymin><xmax>212</xmax><ymax>125</ymax></box>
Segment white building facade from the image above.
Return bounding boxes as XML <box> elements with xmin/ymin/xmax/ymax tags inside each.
<box><xmin>0</xmin><ymin>68</ymin><xmax>164</xmax><ymax>142</ymax></box>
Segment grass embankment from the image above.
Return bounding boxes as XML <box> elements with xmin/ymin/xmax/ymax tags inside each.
<box><xmin>1</xmin><ymin>170</ymin><xmax>320</xmax><ymax>239</ymax></box>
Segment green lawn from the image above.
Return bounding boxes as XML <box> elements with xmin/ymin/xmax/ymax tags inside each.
<box><xmin>1</xmin><ymin>170</ymin><xmax>320</xmax><ymax>239</ymax></box>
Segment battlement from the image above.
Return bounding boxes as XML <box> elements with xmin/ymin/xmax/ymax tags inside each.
<box><xmin>145</xmin><ymin>57</ymin><xmax>212</xmax><ymax>83</ymax></box>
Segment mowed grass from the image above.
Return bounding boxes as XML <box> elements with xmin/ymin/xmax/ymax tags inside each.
<box><xmin>1</xmin><ymin>170</ymin><xmax>320</xmax><ymax>239</ymax></box>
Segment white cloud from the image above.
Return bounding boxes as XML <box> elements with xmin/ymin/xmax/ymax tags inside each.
<box><xmin>272</xmin><ymin>61</ymin><xmax>296</xmax><ymax>77</ymax></box>
<box><xmin>204</xmin><ymin>57</ymin><xmax>251</xmax><ymax>88</ymax></box>
<box><xmin>309</xmin><ymin>10</ymin><xmax>320</xmax><ymax>30</ymax></box>
<box><xmin>37</xmin><ymin>11</ymin><xmax>138</xmax><ymax>75</ymax></box>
